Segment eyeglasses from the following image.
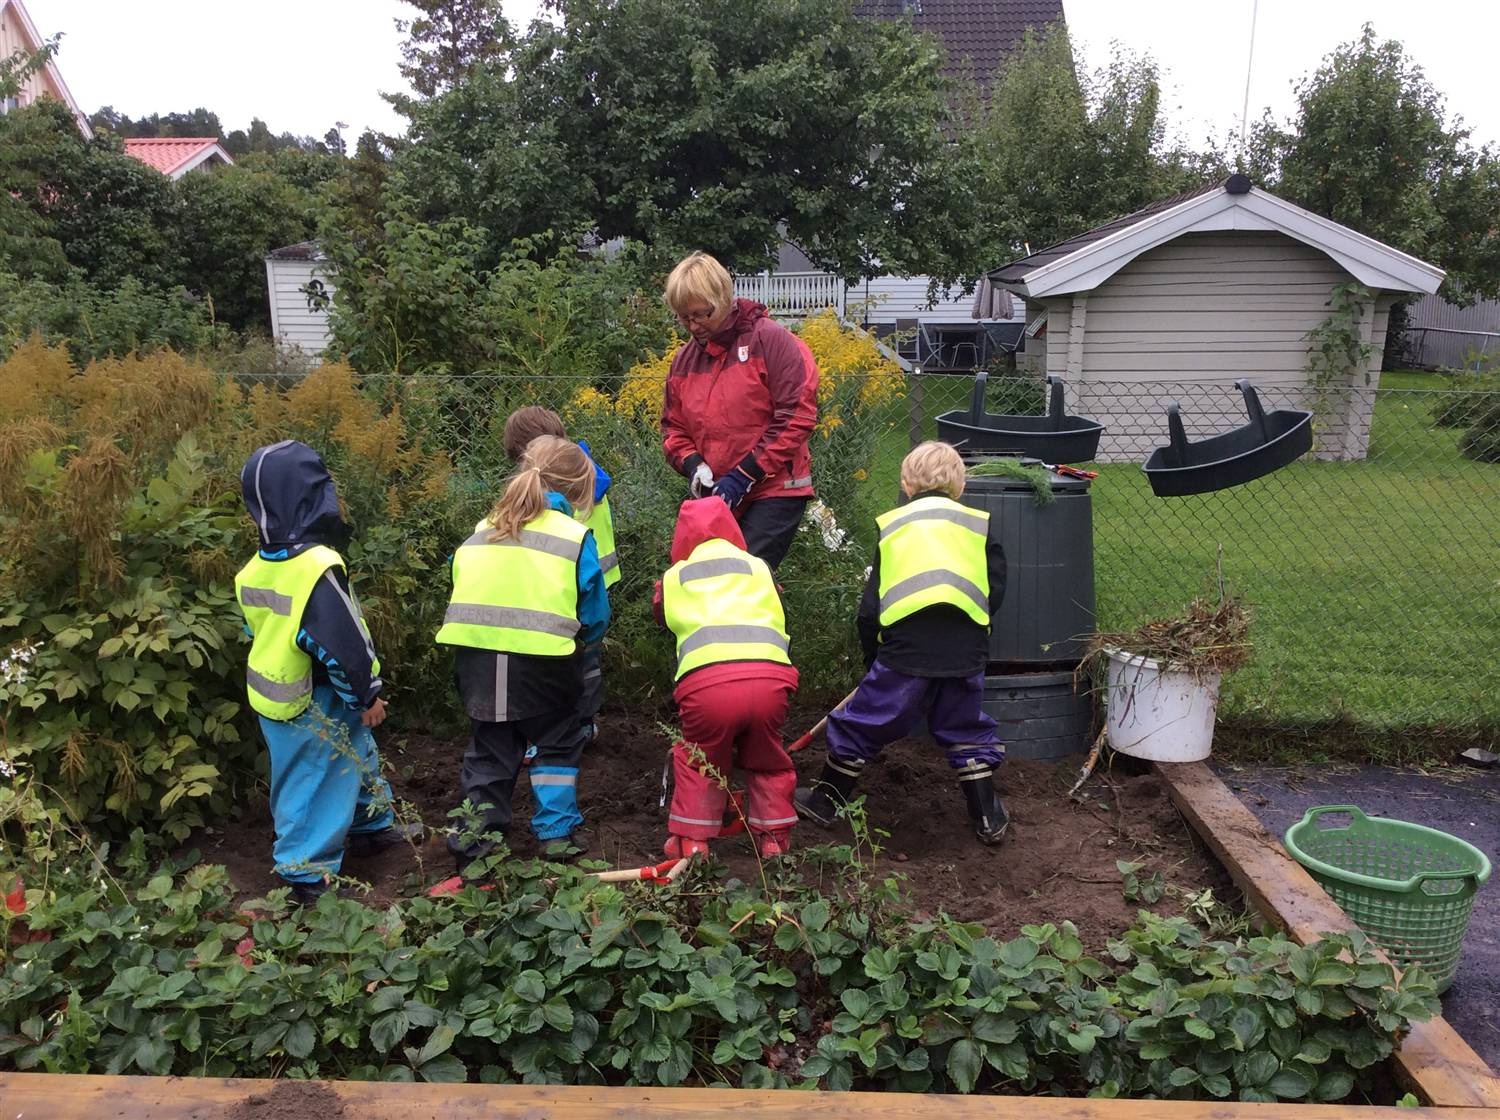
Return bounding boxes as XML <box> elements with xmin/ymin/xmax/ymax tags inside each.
<box><xmin>676</xmin><ymin>306</ymin><xmax>717</xmax><ymax>325</ymax></box>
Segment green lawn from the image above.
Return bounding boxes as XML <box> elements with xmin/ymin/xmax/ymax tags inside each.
<box><xmin>852</xmin><ymin>370</ymin><xmax>1500</xmax><ymax>736</ymax></box>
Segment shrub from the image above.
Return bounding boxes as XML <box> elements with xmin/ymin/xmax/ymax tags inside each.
<box><xmin>0</xmin><ymin>273</ymin><xmax>218</xmax><ymax>364</ymax></box>
<box><xmin>1458</xmin><ymin>394</ymin><xmax>1500</xmax><ymax>463</ymax></box>
<box><xmin>0</xmin><ymin>349</ymin><xmax>463</xmax><ymax>835</ymax></box>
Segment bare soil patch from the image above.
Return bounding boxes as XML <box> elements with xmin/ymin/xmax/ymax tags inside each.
<box><xmin>194</xmin><ymin>711</ymin><xmax>1232</xmax><ymax>950</ymax></box>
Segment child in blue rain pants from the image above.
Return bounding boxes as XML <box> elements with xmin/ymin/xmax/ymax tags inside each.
<box><xmin>436</xmin><ymin>435</ymin><xmax>610</xmax><ymax>869</ymax></box>
<box><xmin>234</xmin><ymin>440</ymin><xmax>419</xmax><ymax>905</ymax></box>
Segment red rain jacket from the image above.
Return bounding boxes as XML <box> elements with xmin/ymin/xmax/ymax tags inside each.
<box><xmin>654</xmin><ymin>498</ymin><xmax>799</xmax><ymax>702</ymax></box>
<box><xmin>661</xmin><ymin>299</ymin><xmax>819</xmax><ymax>503</ymax></box>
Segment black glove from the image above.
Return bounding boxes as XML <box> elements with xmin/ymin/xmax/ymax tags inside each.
<box><xmin>712</xmin><ymin>468</ymin><xmax>754</xmax><ymax>508</ymax></box>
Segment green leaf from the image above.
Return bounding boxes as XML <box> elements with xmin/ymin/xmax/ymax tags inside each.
<box><xmin>998</xmin><ymin>937</ymin><xmax>1038</xmax><ymax>969</ymax></box>
<box><xmin>1295</xmin><ymin>987</ymin><xmax>1324</xmax><ymax>1016</ymax></box>
<box><xmin>1228</xmin><ymin>1007</ymin><xmax>1264</xmax><ymax>1051</ymax></box>
<box><xmin>1200</xmin><ymin>1072</ymin><xmax>1232</xmax><ymax>1097</ymax></box>
<box><xmin>1312</xmin><ymin>961</ymin><xmax>1356</xmax><ymax>986</ymax></box>
<box><xmin>1168</xmin><ymin>1066</ymin><xmax>1199</xmax><ymax>1087</ymax></box>
<box><xmin>418</xmin><ymin>1054</ymin><xmax>468</xmax><ymax>1083</ymax></box>
<box><xmin>284</xmin><ymin>1019</ymin><xmax>316</xmax><ymax>1060</ymax></box>
<box><xmin>513</xmin><ymin>969</ymin><xmax>547</xmax><ymax>1003</ymax></box>
<box><xmin>1314</xmin><ymin>1069</ymin><xmax>1356</xmax><ymax>1101</ymax></box>
<box><xmin>1269</xmin><ymin>1068</ymin><xmax>1314</xmax><ymax>1099</ymax></box>
<box><xmin>1238</xmin><ymin>1051</ymin><xmax>1278</xmax><ymax>1087</ymax></box>
<box><xmin>1296</xmin><ymin>1037</ymin><xmax>1333</xmax><ymax>1065</ymax></box>
<box><xmin>370</xmin><ymin>1011</ymin><xmax>409</xmax><ymax>1054</ymax></box>
<box><xmin>840</xmin><ymin>988</ymin><xmax>872</xmax><ymax>1021</ymax></box>
<box><xmin>418</xmin><ymin>1025</ymin><xmax>457</xmax><ymax>1065</ymax></box>
<box><xmin>541</xmin><ymin>998</ymin><xmax>574</xmax><ymax>1033</ymax></box>
<box><xmin>945</xmin><ymin>1039</ymin><xmax>982</xmax><ymax>1093</ymax></box>
<box><xmin>801</xmin><ymin>899</ymin><xmax>830</xmax><ymax>932</ymax></box>
<box><xmin>1185</xmin><ymin>1017</ymin><xmax>1215</xmax><ymax>1040</ymax></box>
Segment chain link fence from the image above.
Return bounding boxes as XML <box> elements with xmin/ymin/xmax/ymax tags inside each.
<box><xmin>255</xmin><ymin>369</ymin><xmax>1500</xmax><ymax>743</ymax></box>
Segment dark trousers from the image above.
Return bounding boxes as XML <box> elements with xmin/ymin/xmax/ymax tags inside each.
<box><xmin>449</xmin><ymin>710</ymin><xmax>589</xmax><ymax>857</ymax></box>
<box><xmin>579</xmin><ymin>640</ymin><xmax>604</xmax><ymax>723</ymax></box>
<box><xmin>737</xmin><ymin>497</ymin><xmax>808</xmax><ymax>570</ymax></box>
<box><xmin>826</xmin><ymin>660</ymin><xmax>1003</xmax><ymax>769</ymax></box>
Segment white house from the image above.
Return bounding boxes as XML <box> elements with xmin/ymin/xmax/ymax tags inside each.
<box><xmin>0</xmin><ymin>0</ymin><xmax>91</xmax><ymax>135</ymax></box>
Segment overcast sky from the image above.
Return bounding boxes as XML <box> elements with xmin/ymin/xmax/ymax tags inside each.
<box><xmin>25</xmin><ymin>0</ymin><xmax>1500</xmax><ymax>150</ymax></box>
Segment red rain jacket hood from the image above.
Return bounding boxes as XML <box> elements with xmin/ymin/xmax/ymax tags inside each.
<box><xmin>669</xmin><ymin>497</ymin><xmax>747</xmax><ymax>564</ymax></box>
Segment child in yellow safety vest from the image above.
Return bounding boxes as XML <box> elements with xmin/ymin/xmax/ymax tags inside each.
<box><xmin>795</xmin><ymin>441</ymin><xmax>1010</xmax><ymax>845</ymax></box>
<box><xmin>654</xmin><ymin>498</ymin><xmax>799</xmax><ymax>858</ymax></box>
<box><xmin>233</xmin><ymin>441</ymin><xmax>422</xmax><ymax>907</ymax></box>
<box><xmin>437</xmin><ymin>436</ymin><xmax>610</xmax><ymax>868</ymax></box>
<box><xmin>502</xmin><ymin>407</ymin><xmax>619</xmax><ymax>744</ymax></box>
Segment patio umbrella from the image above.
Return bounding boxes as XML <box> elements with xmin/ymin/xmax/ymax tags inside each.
<box><xmin>970</xmin><ymin>274</ymin><xmax>1014</xmax><ymax>321</ymax></box>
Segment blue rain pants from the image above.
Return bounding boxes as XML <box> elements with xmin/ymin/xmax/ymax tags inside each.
<box><xmin>261</xmin><ymin>685</ymin><xmax>394</xmax><ymax>883</ymax></box>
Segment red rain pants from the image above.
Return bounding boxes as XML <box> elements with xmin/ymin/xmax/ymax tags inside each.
<box><xmin>670</xmin><ymin>676</ymin><xmax>797</xmax><ymax>848</ymax></box>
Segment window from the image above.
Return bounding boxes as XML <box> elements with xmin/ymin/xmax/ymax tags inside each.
<box><xmin>0</xmin><ymin>95</ymin><xmax>20</xmax><ymax>114</ymax></box>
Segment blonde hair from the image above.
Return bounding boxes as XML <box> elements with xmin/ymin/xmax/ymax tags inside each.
<box><xmin>502</xmin><ymin>405</ymin><xmax>566</xmax><ymax>462</ymax></box>
<box><xmin>900</xmin><ymin>441</ymin><xmax>966</xmax><ymax>500</ymax></box>
<box><xmin>486</xmin><ymin>436</ymin><xmax>596</xmax><ymax>541</ymax></box>
<box><xmin>664</xmin><ymin>251</ymin><xmax>734</xmax><ymax>319</ymax></box>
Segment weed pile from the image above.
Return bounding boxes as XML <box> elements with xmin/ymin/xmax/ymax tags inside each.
<box><xmin>1085</xmin><ymin>594</ymin><xmax>1252</xmax><ymax>677</ymax></box>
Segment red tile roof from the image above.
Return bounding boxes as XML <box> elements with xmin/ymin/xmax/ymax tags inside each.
<box><xmin>123</xmin><ymin>137</ymin><xmax>230</xmax><ymax>177</ymax></box>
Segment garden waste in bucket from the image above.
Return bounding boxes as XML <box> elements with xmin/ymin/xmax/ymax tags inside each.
<box><xmin>1104</xmin><ymin>649</ymin><xmax>1220</xmax><ymax>762</ymax></box>
<box><xmin>1284</xmin><ymin>805</ymin><xmax>1491</xmax><ymax>994</ymax></box>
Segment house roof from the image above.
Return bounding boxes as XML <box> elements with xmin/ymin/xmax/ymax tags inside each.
<box><xmin>0</xmin><ymin>0</ymin><xmax>93</xmax><ymax>138</ymax></box>
<box><xmin>855</xmin><ymin>0</ymin><xmax>1065</xmax><ymax>89</ymax></box>
<box><xmin>123</xmin><ymin>137</ymin><xmax>234</xmax><ymax>179</ymax></box>
<box><xmin>989</xmin><ymin>174</ymin><xmax>1445</xmax><ymax>298</ymax></box>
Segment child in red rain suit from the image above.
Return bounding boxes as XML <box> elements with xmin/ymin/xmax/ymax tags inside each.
<box><xmin>654</xmin><ymin>499</ymin><xmax>799</xmax><ymax>858</ymax></box>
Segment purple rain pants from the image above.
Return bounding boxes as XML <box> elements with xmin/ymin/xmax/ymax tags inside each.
<box><xmin>825</xmin><ymin>660</ymin><xmax>1004</xmax><ymax>769</ymax></box>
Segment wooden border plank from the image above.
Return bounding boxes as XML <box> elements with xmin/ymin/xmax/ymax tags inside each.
<box><xmin>0</xmin><ymin>1072</ymin><xmax>1485</xmax><ymax>1119</ymax></box>
<box><xmin>1157</xmin><ymin>760</ymin><xmax>1500</xmax><ymax>1109</ymax></box>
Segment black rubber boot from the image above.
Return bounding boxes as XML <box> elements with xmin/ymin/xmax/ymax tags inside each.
<box><xmin>285</xmin><ymin>878</ymin><xmax>333</xmax><ymax>907</ymax></box>
<box><xmin>794</xmin><ymin>757</ymin><xmax>865</xmax><ymax>826</ymax></box>
<box><xmin>957</xmin><ymin>763</ymin><xmax>1009</xmax><ymax>846</ymax></box>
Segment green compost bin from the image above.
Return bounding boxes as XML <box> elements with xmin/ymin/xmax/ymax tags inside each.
<box><xmin>1284</xmin><ymin>805</ymin><xmax>1491</xmax><ymax>993</ymax></box>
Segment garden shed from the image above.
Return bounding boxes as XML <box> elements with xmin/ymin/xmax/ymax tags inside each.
<box><xmin>264</xmin><ymin>241</ymin><xmax>336</xmax><ymax>355</ymax></box>
<box><xmin>989</xmin><ymin>174</ymin><xmax>1445</xmax><ymax>460</ymax></box>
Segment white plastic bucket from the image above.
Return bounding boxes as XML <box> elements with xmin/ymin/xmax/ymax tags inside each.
<box><xmin>1105</xmin><ymin>650</ymin><xmax>1221</xmax><ymax>762</ymax></box>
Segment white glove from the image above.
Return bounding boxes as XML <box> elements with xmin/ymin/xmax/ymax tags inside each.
<box><xmin>690</xmin><ymin>462</ymin><xmax>715</xmax><ymax>498</ymax></box>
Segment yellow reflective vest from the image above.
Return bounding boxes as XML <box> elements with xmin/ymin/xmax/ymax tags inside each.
<box><xmin>235</xmin><ymin>545</ymin><xmax>378</xmax><ymax>720</ymax></box>
<box><xmin>662</xmin><ymin>538</ymin><xmax>791</xmax><ymax>680</ymax></box>
<box><xmin>875</xmin><ymin>495</ymin><xmax>990</xmax><ymax>628</ymax></box>
<box><xmin>585</xmin><ymin>496</ymin><xmax>620</xmax><ymax>590</ymax></box>
<box><xmin>436</xmin><ymin>509</ymin><xmax>587</xmax><ymax>656</ymax></box>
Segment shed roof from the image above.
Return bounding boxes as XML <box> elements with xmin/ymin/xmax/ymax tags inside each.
<box><xmin>989</xmin><ymin>175</ymin><xmax>1445</xmax><ymax>298</ymax></box>
<box><xmin>123</xmin><ymin>137</ymin><xmax>233</xmax><ymax>179</ymax></box>
<box><xmin>266</xmin><ymin>241</ymin><xmax>326</xmax><ymax>262</ymax></box>
<box><xmin>855</xmin><ymin>0</ymin><xmax>1064</xmax><ymax>89</ymax></box>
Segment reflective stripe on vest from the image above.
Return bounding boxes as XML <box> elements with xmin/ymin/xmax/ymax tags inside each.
<box><xmin>663</xmin><ymin>539</ymin><xmax>790</xmax><ymax>680</ymax></box>
<box><xmin>875</xmin><ymin>495</ymin><xmax>990</xmax><ymax>628</ymax></box>
<box><xmin>235</xmin><ymin>545</ymin><xmax>353</xmax><ymax>720</ymax></box>
<box><xmin>585</xmin><ymin>496</ymin><xmax>620</xmax><ymax>590</ymax></box>
<box><xmin>437</xmin><ymin>508</ymin><xmax>586</xmax><ymax>656</ymax></box>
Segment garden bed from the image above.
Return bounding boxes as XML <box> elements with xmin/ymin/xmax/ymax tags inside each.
<box><xmin>194</xmin><ymin>713</ymin><xmax>1231</xmax><ymax>949</ymax></box>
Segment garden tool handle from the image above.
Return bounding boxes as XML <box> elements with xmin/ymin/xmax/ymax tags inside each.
<box><xmin>787</xmin><ymin>686</ymin><xmax>860</xmax><ymax>753</ymax></box>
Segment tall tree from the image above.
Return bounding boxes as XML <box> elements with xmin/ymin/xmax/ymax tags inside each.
<box><xmin>973</xmin><ymin>26</ymin><xmax>1195</xmax><ymax>253</ymax></box>
<box><xmin>394</xmin><ymin>0</ymin><xmax>510</xmax><ymax>100</ymax></box>
<box><xmin>384</xmin><ymin>0</ymin><xmax>985</xmax><ymax>282</ymax></box>
<box><xmin>1264</xmin><ymin>25</ymin><xmax>1500</xmax><ymax>302</ymax></box>
<box><xmin>0</xmin><ymin>100</ymin><xmax>185</xmax><ymax>290</ymax></box>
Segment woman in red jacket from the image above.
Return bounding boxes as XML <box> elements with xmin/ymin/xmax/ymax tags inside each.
<box><xmin>661</xmin><ymin>252</ymin><xmax>820</xmax><ymax>569</ymax></box>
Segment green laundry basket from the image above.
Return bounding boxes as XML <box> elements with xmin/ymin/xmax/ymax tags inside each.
<box><xmin>1284</xmin><ymin>805</ymin><xmax>1491</xmax><ymax>994</ymax></box>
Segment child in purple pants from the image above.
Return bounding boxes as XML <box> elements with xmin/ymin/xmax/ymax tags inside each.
<box><xmin>795</xmin><ymin>441</ymin><xmax>1009</xmax><ymax>845</ymax></box>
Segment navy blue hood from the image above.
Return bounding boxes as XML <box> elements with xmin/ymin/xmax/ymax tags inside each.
<box><xmin>241</xmin><ymin>440</ymin><xmax>350</xmax><ymax>551</ymax></box>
